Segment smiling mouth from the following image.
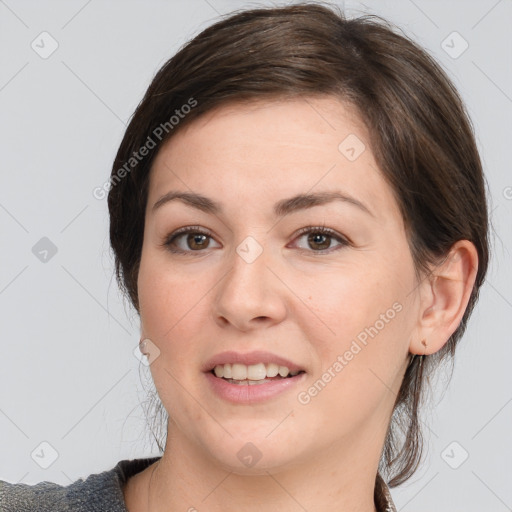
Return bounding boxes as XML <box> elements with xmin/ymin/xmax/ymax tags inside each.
<box><xmin>209</xmin><ymin>362</ymin><xmax>306</xmax><ymax>385</ymax></box>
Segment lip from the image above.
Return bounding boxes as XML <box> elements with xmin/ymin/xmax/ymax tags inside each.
<box><xmin>205</xmin><ymin>371</ymin><xmax>306</xmax><ymax>404</ymax></box>
<box><xmin>202</xmin><ymin>351</ymin><xmax>307</xmax><ymax>404</ymax></box>
<box><xmin>202</xmin><ymin>350</ymin><xmax>305</xmax><ymax>374</ymax></box>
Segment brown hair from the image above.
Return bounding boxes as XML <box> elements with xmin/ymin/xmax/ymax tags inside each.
<box><xmin>108</xmin><ymin>2</ymin><xmax>489</xmax><ymax>486</ymax></box>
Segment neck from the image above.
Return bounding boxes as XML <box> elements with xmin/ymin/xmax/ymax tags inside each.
<box><xmin>143</xmin><ymin>425</ymin><xmax>382</xmax><ymax>512</ymax></box>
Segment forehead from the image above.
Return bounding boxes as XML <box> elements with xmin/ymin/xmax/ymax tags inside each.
<box><xmin>148</xmin><ymin>96</ymin><xmax>400</xmax><ymax>224</ymax></box>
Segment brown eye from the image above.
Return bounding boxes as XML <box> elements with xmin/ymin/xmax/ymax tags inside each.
<box><xmin>307</xmin><ymin>232</ymin><xmax>331</xmax><ymax>250</ymax></box>
<box><xmin>185</xmin><ymin>233</ymin><xmax>209</xmax><ymax>250</ymax></box>
<box><xmin>292</xmin><ymin>227</ymin><xmax>349</xmax><ymax>253</ymax></box>
<box><xmin>164</xmin><ymin>227</ymin><xmax>221</xmax><ymax>254</ymax></box>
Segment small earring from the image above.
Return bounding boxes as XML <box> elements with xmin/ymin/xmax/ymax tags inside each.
<box><xmin>421</xmin><ymin>339</ymin><xmax>428</xmax><ymax>354</ymax></box>
<box><xmin>139</xmin><ymin>338</ymin><xmax>147</xmax><ymax>355</ymax></box>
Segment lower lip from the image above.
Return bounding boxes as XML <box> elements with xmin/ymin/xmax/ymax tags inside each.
<box><xmin>204</xmin><ymin>371</ymin><xmax>306</xmax><ymax>404</ymax></box>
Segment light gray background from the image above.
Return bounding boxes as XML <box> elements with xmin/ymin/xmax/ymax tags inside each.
<box><xmin>0</xmin><ymin>0</ymin><xmax>511</xmax><ymax>510</ymax></box>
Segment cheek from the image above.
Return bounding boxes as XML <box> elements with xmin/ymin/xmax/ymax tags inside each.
<box><xmin>302</xmin><ymin>255</ymin><xmax>414</xmax><ymax>376</ymax></box>
<box><xmin>137</xmin><ymin>252</ymin><xmax>212</xmax><ymax>416</ymax></box>
<box><xmin>137</xmin><ymin>248</ymin><xmax>226</xmax><ymax>378</ymax></box>
<box><xmin>303</xmin><ymin>262</ymin><xmax>395</xmax><ymax>339</ymax></box>
<box><xmin>296</xmin><ymin>268</ymin><xmax>412</xmax><ymax>429</ymax></box>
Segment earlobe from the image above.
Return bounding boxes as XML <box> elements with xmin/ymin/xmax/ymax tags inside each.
<box><xmin>410</xmin><ymin>240</ymin><xmax>479</xmax><ymax>356</ymax></box>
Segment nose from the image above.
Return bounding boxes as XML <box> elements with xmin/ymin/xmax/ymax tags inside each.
<box><xmin>212</xmin><ymin>241</ymin><xmax>287</xmax><ymax>331</ymax></box>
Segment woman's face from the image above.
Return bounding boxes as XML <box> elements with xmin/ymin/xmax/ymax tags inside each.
<box><xmin>137</xmin><ymin>96</ymin><xmax>422</xmax><ymax>472</ymax></box>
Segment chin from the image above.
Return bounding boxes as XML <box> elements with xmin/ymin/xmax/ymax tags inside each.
<box><xmin>201</xmin><ymin>429</ymin><xmax>304</xmax><ymax>475</ymax></box>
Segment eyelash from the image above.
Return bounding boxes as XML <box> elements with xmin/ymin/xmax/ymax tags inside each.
<box><xmin>162</xmin><ymin>225</ymin><xmax>350</xmax><ymax>256</ymax></box>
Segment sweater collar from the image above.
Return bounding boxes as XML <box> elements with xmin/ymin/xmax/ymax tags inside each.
<box><xmin>375</xmin><ymin>472</ymin><xmax>397</xmax><ymax>512</ymax></box>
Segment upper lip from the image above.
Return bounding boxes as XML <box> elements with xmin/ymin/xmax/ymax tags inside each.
<box><xmin>202</xmin><ymin>351</ymin><xmax>305</xmax><ymax>374</ymax></box>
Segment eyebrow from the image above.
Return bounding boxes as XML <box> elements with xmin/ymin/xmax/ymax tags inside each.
<box><xmin>152</xmin><ymin>190</ymin><xmax>374</xmax><ymax>218</ymax></box>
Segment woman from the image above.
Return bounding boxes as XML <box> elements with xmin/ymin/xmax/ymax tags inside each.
<box><xmin>0</xmin><ymin>3</ymin><xmax>489</xmax><ymax>511</ymax></box>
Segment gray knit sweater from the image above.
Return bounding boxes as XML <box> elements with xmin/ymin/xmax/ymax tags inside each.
<box><xmin>1</xmin><ymin>457</ymin><xmax>396</xmax><ymax>511</ymax></box>
<box><xmin>0</xmin><ymin>457</ymin><xmax>161</xmax><ymax>512</ymax></box>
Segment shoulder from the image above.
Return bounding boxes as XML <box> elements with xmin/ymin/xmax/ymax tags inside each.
<box><xmin>0</xmin><ymin>457</ymin><xmax>161</xmax><ymax>512</ymax></box>
<box><xmin>0</xmin><ymin>479</ymin><xmax>69</xmax><ymax>512</ymax></box>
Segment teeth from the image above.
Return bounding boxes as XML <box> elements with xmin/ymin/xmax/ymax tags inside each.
<box><xmin>247</xmin><ymin>363</ymin><xmax>266</xmax><ymax>380</ymax></box>
<box><xmin>278</xmin><ymin>365</ymin><xmax>289</xmax><ymax>377</ymax></box>
<box><xmin>231</xmin><ymin>363</ymin><xmax>247</xmax><ymax>380</ymax></box>
<box><xmin>266</xmin><ymin>363</ymin><xmax>279</xmax><ymax>377</ymax></box>
<box><xmin>212</xmin><ymin>363</ymin><xmax>301</xmax><ymax>380</ymax></box>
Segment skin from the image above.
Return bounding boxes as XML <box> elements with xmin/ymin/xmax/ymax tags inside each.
<box><xmin>123</xmin><ymin>96</ymin><xmax>478</xmax><ymax>512</ymax></box>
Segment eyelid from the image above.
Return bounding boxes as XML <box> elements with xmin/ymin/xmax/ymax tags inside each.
<box><xmin>293</xmin><ymin>225</ymin><xmax>348</xmax><ymax>241</ymax></box>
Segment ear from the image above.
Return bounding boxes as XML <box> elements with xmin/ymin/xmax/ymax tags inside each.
<box><xmin>410</xmin><ymin>240</ymin><xmax>479</xmax><ymax>355</ymax></box>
